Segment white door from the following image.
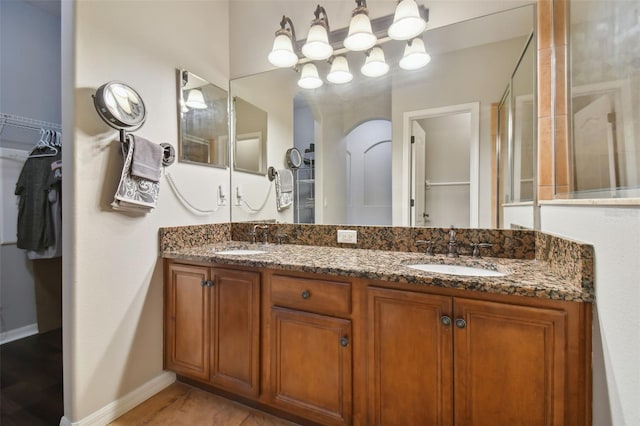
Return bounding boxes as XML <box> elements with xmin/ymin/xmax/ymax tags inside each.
<box><xmin>405</xmin><ymin>103</ymin><xmax>479</xmax><ymax>227</ymax></box>
<box><xmin>411</xmin><ymin>121</ymin><xmax>427</xmax><ymax>226</ymax></box>
<box><xmin>346</xmin><ymin>120</ymin><xmax>392</xmax><ymax>225</ymax></box>
<box><xmin>573</xmin><ymin>94</ymin><xmax>617</xmax><ymax>192</ymax></box>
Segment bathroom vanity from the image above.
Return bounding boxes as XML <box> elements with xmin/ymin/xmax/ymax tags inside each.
<box><xmin>161</xmin><ymin>224</ymin><xmax>592</xmax><ymax>426</ymax></box>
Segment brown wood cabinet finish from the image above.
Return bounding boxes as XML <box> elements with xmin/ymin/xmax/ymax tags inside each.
<box><xmin>164</xmin><ymin>262</ymin><xmax>260</xmax><ymax>398</ymax></box>
<box><xmin>165</xmin><ymin>263</ymin><xmax>211</xmax><ymax>380</ymax></box>
<box><xmin>165</xmin><ymin>260</ymin><xmax>591</xmax><ymax>426</ymax></box>
<box><xmin>270</xmin><ymin>307</ymin><xmax>352</xmax><ymax>426</ymax></box>
<box><xmin>366</xmin><ymin>284</ymin><xmax>589</xmax><ymax>426</ymax></box>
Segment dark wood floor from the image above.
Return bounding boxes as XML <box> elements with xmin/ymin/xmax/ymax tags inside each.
<box><xmin>0</xmin><ymin>328</ymin><xmax>63</xmax><ymax>426</ymax></box>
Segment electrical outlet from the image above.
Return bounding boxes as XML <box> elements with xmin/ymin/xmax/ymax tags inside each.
<box><xmin>337</xmin><ymin>229</ymin><xmax>357</xmax><ymax>244</ymax></box>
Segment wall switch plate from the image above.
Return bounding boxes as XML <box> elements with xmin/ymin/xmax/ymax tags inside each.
<box><xmin>337</xmin><ymin>230</ymin><xmax>358</xmax><ymax>244</ymax></box>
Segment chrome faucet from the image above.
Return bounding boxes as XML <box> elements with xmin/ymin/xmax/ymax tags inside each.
<box><xmin>251</xmin><ymin>224</ymin><xmax>269</xmax><ymax>244</ymax></box>
<box><xmin>416</xmin><ymin>240</ymin><xmax>434</xmax><ymax>256</ymax></box>
<box><xmin>447</xmin><ymin>226</ymin><xmax>459</xmax><ymax>258</ymax></box>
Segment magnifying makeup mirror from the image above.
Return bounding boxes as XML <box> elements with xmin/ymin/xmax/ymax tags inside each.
<box><xmin>93</xmin><ymin>81</ymin><xmax>147</xmax><ymax>143</ymax></box>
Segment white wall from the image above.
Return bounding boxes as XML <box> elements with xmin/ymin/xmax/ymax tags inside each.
<box><xmin>63</xmin><ymin>0</ymin><xmax>230</xmax><ymax>422</ymax></box>
<box><xmin>0</xmin><ymin>0</ymin><xmax>60</xmax><ymax>337</ymax></box>
<box><xmin>540</xmin><ymin>203</ymin><xmax>640</xmax><ymax>426</ymax></box>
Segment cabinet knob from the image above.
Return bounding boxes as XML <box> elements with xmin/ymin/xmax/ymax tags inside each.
<box><xmin>201</xmin><ymin>280</ymin><xmax>207</xmax><ymax>287</ymax></box>
<box><xmin>440</xmin><ymin>316</ymin><xmax>452</xmax><ymax>326</ymax></box>
<box><xmin>339</xmin><ymin>336</ymin><xmax>349</xmax><ymax>347</ymax></box>
<box><xmin>301</xmin><ymin>290</ymin><xmax>311</xmax><ymax>299</ymax></box>
<box><xmin>207</xmin><ymin>280</ymin><xmax>214</xmax><ymax>287</ymax></box>
<box><xmin>455</xmin><ymin>318</ymin><xmax>467</xmax><ymax>329</ymax></box>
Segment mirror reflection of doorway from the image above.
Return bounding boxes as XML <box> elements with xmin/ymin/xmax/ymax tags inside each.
<box><xmin>345</xmin><ymin>120</ymin><xmax>392</xmax><ymax>225</ymax></box>
<box><xmin>408</xmin><ymin>103</ymin><xmax>480</xmax><ymax>228</ymax></box>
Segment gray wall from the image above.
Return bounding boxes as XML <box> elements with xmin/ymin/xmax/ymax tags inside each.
<box><xmin>0</xmin><ymin>0</ymin><xmax>61</xmax><ymax>337</ymax></box>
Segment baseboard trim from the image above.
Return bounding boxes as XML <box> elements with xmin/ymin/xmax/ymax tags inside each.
<box><xmin>0</xmin><ymin>323</ymin><xmax>38</xmax><ymax>345</ymax></box>
<box><xmin>59</xmin><ymin>371</ymin><xmax>176</xmax><ymax>426</ymax></box>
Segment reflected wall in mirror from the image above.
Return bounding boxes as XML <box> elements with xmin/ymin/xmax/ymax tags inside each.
<box><xmin>177</xmin><ymin>69</ymin><xmax>229</xmax><ymax>168</ymax></box>
<box><xmin>230</xmin><ymin>5</ymin><xmax>536</xmax><ymax>229</ymax></box>
<box><xmin>496</xmin><ymin>33</ymin><xmax>536</xmax><ymax>229</ymax></box>
<box><xmin>233</xmin><ymin>96</ymin><xmax>267</xmax><ymax>175</ymax></box>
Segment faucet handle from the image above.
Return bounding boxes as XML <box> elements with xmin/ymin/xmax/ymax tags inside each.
<box><xmin>249</xmin><ymin>229</ymin><xmax>257</xmax><ymax>243</ymax></box>
<box><xmin>275</xmin><ymin>233</ymin><xmax>289</xmax><ymax>245</ymax></box>
<box><xmin>471</xmin><ymin>243</ymin><xmax>492</xmax><ymax>258</ymax></box>
<box><xmin>416</xmin><ymin>240</ymin><xmax>434</xmax><ymax>256</ymax></box>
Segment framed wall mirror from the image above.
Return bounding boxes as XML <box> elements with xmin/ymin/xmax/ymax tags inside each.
<box><xmin>233</xmin><ymin>96</ymin><xmax>267</xmax><ymax>175</ymax></box>
<box><xmin>177</xmin><ymin>69</ymin><xmax>229</xmax><ymax>168</ymax></box>
<box><xmin>229</xmin><ymin>4</ymin><xmax>536</xmax><ymax>228</ymax></box>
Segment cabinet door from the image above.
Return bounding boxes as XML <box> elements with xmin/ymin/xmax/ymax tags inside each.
<box><xmin>270</xmin><ymin>307</ymin><xmax>352</xmax><ymax>426</ymax></box>
<box><xmin>368</xmin><ymin>287</ymin><xmax>453</xmax><ymax>426</ymax></box>
<box><xmin>165</xmin><ymin>263</ymin><xmax>210</xmax><ymax>381</ymax></box>
<box><xmin>453</xmin><ymin>298</ymin><xmax>567</xmax><ymax>426</ymax></box>
<box><xmin>210</xmin><ymin>268</ymin><xmax>260</xmax><ymax>397</ymax></box>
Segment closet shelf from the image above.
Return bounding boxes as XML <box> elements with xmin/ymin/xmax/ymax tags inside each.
<box><xmin>0</xmin><ymin>112</ymin><xmax>62</xmax><ymax>134</ymax></box>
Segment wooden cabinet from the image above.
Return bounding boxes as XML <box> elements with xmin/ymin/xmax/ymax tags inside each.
<box><xmin>367</xmin><ymin>287</ymin><xmax>453</xmax><ymax>425</ymax></box>
<box><xmin>268</xmin><ymin>274</ymin><xmax>353</xmax><ymax>425</ymax></box>
<box><xmin>165</xmin><ymin>263</ymin><xmax>211</xmax><ymax>381</ymax></box>
<box><xmin>368</xmin><ymin>286</ymin><xmax>587</xmax><ymax>426</ymax></box>
<box><xmin>165</xmin><ymin>262</ymin><xmax>260</xmax><ymax>397</ymax></box>
<box><xmin>165</xmin><ymin>262</ymin><xmax>590</xmax><ymax>426</ymax></box>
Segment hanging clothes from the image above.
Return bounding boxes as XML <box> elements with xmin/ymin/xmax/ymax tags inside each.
<box><xmin>15</xmin><ymin>130</ymin><xmax>62</xmax><ymax>256</ymax></box>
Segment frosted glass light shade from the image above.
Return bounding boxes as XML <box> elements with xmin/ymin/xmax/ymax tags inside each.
<box><xmin>268</xmin><ymin>33</ymin><xmax>298</xmax><ymax>68</ymax></box>
<box><xmin>361</xmin><ymin>47</ymin><xmax>389</xmax><ymax>77</ymax></box>
<box><xmin>185</xmin><ymin>89</ymin><xmax>207</xmax><ymax>109</ymax></box>
<box><xmin>302</xmin><ymin>24</ymin><xmax>333</xmax><ymax>60</ymax></box>
<box><xmin>399</xmin><ymin>38</ymin><xmax>431</xmax><ymax>70</ymax></box>
<box><xmin>388</xmin><ymin>0</ymin><xmax>427</xmax><ymax>40</ymax></box>
<box><xmin>298</xmin><ymin>63</ymin><xmax>323</xmax><ymax>89</ymax></box>
<box><xmin>344</xmin><ymin>12</ymin><xmax>377</xmax><ymax>51</ymax></box>
<box><xmin>327</xmin><ymin>56</ymin><xmax>353</xmax><ymax>84</ymax></box>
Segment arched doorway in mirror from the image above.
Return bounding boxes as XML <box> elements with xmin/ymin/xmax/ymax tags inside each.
<box><xmin>345</xmin><ymin>120</ymin><xmax>392</xmax><ymax>225</ymax></box>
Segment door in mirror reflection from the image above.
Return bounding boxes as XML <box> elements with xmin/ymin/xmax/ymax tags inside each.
<box><xmin>234</xmin><ymin>97</ymin><xmax>267</xmax><ymax>175</ymax></box>
<box><xmin>177</xmin><ymin>69</ymin><xmax>229</xmax><ymax>168</ymax></box>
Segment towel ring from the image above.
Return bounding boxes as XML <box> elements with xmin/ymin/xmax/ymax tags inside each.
<box><xmin>267</xmin><ymin>166</ymin><xmax>277</xmax><ymax>181</ymax></box>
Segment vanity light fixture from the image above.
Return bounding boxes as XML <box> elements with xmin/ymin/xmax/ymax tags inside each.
<box><xmin>327</xmin><ymin>55</ymin><xmax>353</xmax><ymax>84</ymax></box>
<box><xmin>388</xmin><ymin>0</ymin><xmax>428</xmax><ymax>40</ymax></box>
<box><xmin>301</xmin><ymin>5</ymin><xmax>333</xmax><ymax>60</ymax></box>
<box><xmin>343</xmin><ymin>0</ymin><xmax>377</xmax><ymax>51</ymax></box>
<box><xmin>185</xmin><ymin>89</ymin><xmax>207</xmax><ymax>109</ymax></box>
<box><xmin>268</xmin><ymin>15</ymin><xmax>299</xmax><ymax>68</ymax></box>
<box><xmin>268</xmin><ymin>1</ymin><xmax>429</xmax><ymax>87</ymax></box>
<box><xmin>399</xmin><ymin>37</ymin><xmax>431</xmax><ymax>70</ymax></box>
<box><xmin>361</xmin><ymin>47</ymin><xmax>389</xmax><ymax>77</ymax></box>
<box><xmin>297</xmin><ymin>63</ymin><xmax>323</xmax><ymax>89</ymax></box>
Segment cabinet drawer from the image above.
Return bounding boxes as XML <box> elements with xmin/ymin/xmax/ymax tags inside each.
<box><xmin>270</xmin><ymin>275</ymin><xmax>351</xmax><ymax>316</ymax></box>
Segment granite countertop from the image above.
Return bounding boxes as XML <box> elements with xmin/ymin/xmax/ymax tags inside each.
<box><xmin>162</xmin><ymin>241</ymin><xmax>593</xmax><ymax>302</ymax></box>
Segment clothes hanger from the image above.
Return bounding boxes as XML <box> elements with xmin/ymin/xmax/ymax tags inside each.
<box><xmin>29</xmin><ymin>129</ymin><xmax>58</xmax><ymax>158</ymax></box>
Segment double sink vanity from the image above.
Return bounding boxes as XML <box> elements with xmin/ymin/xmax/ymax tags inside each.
<box><xmin>160</xmin><ymin>223</ymin><xmax>593</xmax><ymax>425</ymax></box>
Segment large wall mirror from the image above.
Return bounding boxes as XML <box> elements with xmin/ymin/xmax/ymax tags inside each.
<box><xmin>233</xmin><ymin>96</ymin><xmax>268</xmax><ymax>175</ymax></box>
<box><xmin>229</xmin><ymin>5</ymin><xmax>536</xmax><ymax>229</ymax></box>
<box><xmin>177</xmin><ymin>69</ymin><xmax>229</xmax><ymax>168</ymax></box>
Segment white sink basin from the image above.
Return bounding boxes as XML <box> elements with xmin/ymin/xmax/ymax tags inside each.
<box><xmin>405</xmin><ymin>263</ymin><xmax>506</xmax><ymax>277</ymax></box>
<box><xmin>214</xmin><ymin>249</ymin><xmax>266</xmax><ymax>255</ymax></box>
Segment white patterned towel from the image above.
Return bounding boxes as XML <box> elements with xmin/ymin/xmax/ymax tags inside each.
<box><xmin>111</xmin><ymin>137</ymin><xmax>160</xmax><ymax>212</ymax></box>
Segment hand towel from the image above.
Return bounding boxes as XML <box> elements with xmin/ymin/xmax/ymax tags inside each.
<box><xmin>275</xmin><ymin>169</ymin><xmax>293</xmax><ymax>211</ymax></box>
<box><xmin>130</xmin><ymin>135</ymin><xmax>163</xmax><ymax>182</ymax></box>
<box><xmin>112</xmin><ymin>137</ymin><xmax>160</xmax><ymax>212</ymax></box>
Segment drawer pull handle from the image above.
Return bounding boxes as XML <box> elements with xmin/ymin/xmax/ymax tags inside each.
<box><xmin>440</xmin><ymin>316</ymin><xmax>452</xmax><ymax>326</ymax></box>
<box><xmin>339</xmin><ymin>336</ymin><xmax>349</xmax><ymax>347</ymax></box>
<box><xmin>301</xmin><ymin>290</ymin><xmax>311</xmax><ymax>299</ymax></box>
<box><xmin>455</xmin><ymin>318</ymin><xmax>467</xmax><ymax>329</ymax></box>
